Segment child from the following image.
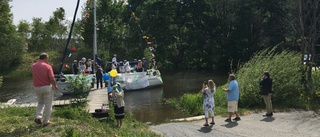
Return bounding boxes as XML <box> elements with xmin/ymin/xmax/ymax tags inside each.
<box><xmin>109</xmin><ymin>83</ymin><xmax>125</xmax><ymax>127</ymax></box>
<box><xmin>201</xmin><ymin>79</ymin><xmax>216</xmax><ymax>126</ymax></box>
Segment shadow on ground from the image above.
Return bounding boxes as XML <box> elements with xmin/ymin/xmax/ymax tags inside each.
<box><xmin>221</xmin><ymin>122</ymin><xmax>238</xmax><ymax>128</ymax></box>
<box><xmin>198</xmin><ymin>125</ymin><xmax>213</xmax><ymax>133</ymax></box>
<box><xmin>261</xmin><ymin>117</ymin><xmax>275</xmax><ymax>122</ymax></box>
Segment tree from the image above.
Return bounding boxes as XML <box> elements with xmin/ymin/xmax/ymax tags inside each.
<box><xmin>283</xmin><ymin>0</ymin><xmax>320</xmax><ymax>93</ymax></box>
<box><xmin>29</xmin><ymin>18</ymin><xmax>46</xmax><ymax>52</ymax></box>
<box><xmin>0</xmin><ymin>0</ymin><xmax>24</xmax><ymax>71</ymax></box>
<box><xmin>46</xmin><ymin>7</ymin><xmax>68</xmax><ymax>51</ymax></box>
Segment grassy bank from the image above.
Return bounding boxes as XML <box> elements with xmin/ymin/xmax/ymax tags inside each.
<box><xmin>0</xmin><ymin>105</ymin><xmax>159</xmax><ymax>137</ymax></box>
<box><xmin>0</xmin><ymin>51</ymin><xmax>71</xmax><ymax>78</ymax></box>
<box><xmin>168</xmin><ymin>48</ymin><xmax>320</xmax><ymax>118</ymax></box>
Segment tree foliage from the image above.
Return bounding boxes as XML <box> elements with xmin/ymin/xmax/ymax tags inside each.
<box><xmin>0</xmin><ymin>0</ymin><xmax>24</xmax><ymax>71</ymax></box>
<box><xmin>2</xmin><ymin>0</ymin><xmax>320</xmax><ymax>78</ymax></box>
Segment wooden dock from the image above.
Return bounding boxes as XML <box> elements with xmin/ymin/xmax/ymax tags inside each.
<box><xmin>1</xmin><ymin>85</ymin><xmax>110</xmax><ymax>117</ymax></box>
<box><xmin>0</xmin><ymin>99</ymin><xmax>71</xmax><ymax>108</ymax></box>
<box><xmin>86</xmin><ymin>87</ymin><xmax>109</xmax><ymax>113</ymax></box>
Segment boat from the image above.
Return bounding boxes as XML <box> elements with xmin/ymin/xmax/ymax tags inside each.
<box><xmin>56</xmin><ymin>0</ymin><xmax>98</xmax><ymax>95</ymax></box>
<box><xmin>116</xmin><ymin>69</ymin><xmax>163</xmax><ymax>91</ymax></box>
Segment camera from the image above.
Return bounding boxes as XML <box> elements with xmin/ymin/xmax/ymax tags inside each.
<box><xmin>203</xmin><ymin>81</ymin><xmax>207</xmax><ymax>85</ymax></box>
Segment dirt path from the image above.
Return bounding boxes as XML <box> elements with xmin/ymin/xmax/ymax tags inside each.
<box><xmin>150</xmin><ymin>111</ymin><xmax>320</xmax><ymax>137</ymax></box>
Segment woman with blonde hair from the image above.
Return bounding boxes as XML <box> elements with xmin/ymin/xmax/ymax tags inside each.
<box><xmin>201</xmin><ymin>79</ymin><xmax>216</xmax><ymax>126</ymax></box>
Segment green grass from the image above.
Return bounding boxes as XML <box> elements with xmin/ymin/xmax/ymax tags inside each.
<box><xmin>0</xmin><ymin>106</ymin><xmax>160</xmax><ymax>137</ymax></box>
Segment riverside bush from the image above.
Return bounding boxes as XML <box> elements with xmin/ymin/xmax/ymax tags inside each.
<box><xmin>179</xmin><ymin>93</ymin><xmax>203</xmax><ymax>116</ymax></box>
<box><xmin>173</xmin><ymin>48</ymin><xmax>320</xmax><ymax>115</ymax></box>
<box><xmin>65</xmin><ymin>74</ymin><xmax>92</xmax><ymax>102</ymax></box>
<box><xmin>235</xmin><ymin>48</ymin><xmax>305</xmax><ymax>108</ymax></box>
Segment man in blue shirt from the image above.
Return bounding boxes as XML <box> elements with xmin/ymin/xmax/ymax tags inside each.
<box><xmin>223</xmin><ymin>74</ymin><xmax>241</xmax><ymax>122</ymax></box>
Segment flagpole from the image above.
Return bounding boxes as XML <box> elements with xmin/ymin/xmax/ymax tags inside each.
<box><xmin>93</xmin><ymin>0</ymin><xmax>97</xmax><ymax>73</ymax></box>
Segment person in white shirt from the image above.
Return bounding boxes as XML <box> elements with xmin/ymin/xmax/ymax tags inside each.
<box><xmin>112</xmin><ymin>54</ymin><xmax>117</xmax><ymax>65</ymax></box>
<box><xmin>124</xmin><ymin>60</ymin><xmax>130</xmax><ymax>73</ymax></box>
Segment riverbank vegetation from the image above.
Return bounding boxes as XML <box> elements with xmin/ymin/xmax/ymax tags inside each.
<box><xmin>1</xmin><ymin>0</ymin><xmax>320</xmax><ymax>75</ymax></box>
<box><xmin>169</xmin><ymin>48</ymin><xmax>320</xmax><ymax>116</ymax></box>
<box><xmin>0</xmin><ymin>104</ymin><xmax>159</xmax><ymax>137</ymax></box>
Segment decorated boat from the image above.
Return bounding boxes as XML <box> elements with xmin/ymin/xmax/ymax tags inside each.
<box><xmin>116</xmin><ymin>69</ymin><xmax>163</xmax><ymax>91</ymax></box>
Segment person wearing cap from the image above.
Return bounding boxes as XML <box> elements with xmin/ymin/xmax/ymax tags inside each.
<box><xmin>72</xmin><ymin>60</ymin><xmax>78</xmax><ymax>74</ymax></box>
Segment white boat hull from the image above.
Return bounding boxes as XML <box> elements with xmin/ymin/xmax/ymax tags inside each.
<box><xmin>117</xmin><ymin>70</ymin><xmax>163</xmax><ymax>91</ymax></box>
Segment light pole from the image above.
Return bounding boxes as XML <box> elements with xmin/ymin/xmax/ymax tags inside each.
<box><xmin>93</xmin><ymin>0</ymin><xmax>97</xmax><ymax>73</ymax></box>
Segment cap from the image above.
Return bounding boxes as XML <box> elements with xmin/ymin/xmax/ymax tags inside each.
<box><xmin>74</xmin><ymin>60</ymin><xmax>77</xmax><ymax>62</ymax></box>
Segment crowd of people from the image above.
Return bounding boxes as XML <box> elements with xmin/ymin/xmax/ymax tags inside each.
<box><xmin>72</xmin><ymin>54</ymin><xmax>157</xmax><ymax>76</ymax></box>
<box><xmin>201</xmin><ymin>72</ymin><xmax>273</xmax><ymax>127</ymax></box>
<box><xmin>108</xmin><ymin>54</ymin><xmax>157</xmax><ymax>73</ymax></box>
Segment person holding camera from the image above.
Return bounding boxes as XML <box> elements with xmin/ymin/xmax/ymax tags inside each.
<box><xmin>260</xmin><ymin>71</ymin><xmax>273</xmax><ymax>116</ymax></box>
<box><xmin>201</xmin><ymin>79</ymin><xmax>216</xmax><ymax>126</ymax></box>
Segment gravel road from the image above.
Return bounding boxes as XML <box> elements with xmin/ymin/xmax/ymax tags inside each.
<box><xmin>150</xmin><ymin>111</ymin><xmax>320</xmax><ymax>137</ymax></box>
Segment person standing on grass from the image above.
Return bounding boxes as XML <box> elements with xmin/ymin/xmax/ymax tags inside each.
<box><xmin>201</xmin><ymin>79</ymin><xmax>216</xmax><ymax>126</ymax></box>
<box><xmin>223</xmin><ymin>74</ymin><xmax>241</xmax><ymax>122</ymax></box>
<box><xmin>32</xmin><ymin>52</ymin><xmax>58</xmax><ymax>127</ymax></box>
<box><xmin>260</xmin><ymin>71</ymin><xmax>273</xmax><ymax>117</ymax></box>
<box><xmin>109</xmin><ymin>83</ymin><xmax>125</xmax><ymax>128</ymax></box>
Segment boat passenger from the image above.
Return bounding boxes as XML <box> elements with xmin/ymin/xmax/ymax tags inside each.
<box><xmin>142</xmin><ymin>57</ymin><xmax>149</xmax><ymax>72</ymax></box>
<box><xmin>124</xmin><ymin>60</ymin><xmax>130</xmax><ymax>73</ymax></box>
<box><xmin>136</xmin><ymin>60</ymin><xmax>143</xmax><ymax>72</ymax></box>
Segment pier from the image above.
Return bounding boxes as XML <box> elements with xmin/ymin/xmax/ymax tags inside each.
<box><xmin>1</xmin><ymin>86</ymin><xmax>110</xmax><ymax>117</ymax></box>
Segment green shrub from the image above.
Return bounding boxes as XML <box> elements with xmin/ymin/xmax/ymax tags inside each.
<box><xmin>174</xmin><ymin>48</ymin><xmax>320</xmax><ymax>115</ymax></box>
<box><xmin>65</xmin><ymin>75</ymin><xmax>92</xmax><ymax>102</ymax></box>
<box><xmin>179</xmin><ymin>93</ymin><xmax>203</xmax><ymax>116</ymax></box>
<box><xmin>215</xmin><ymin>86</ymin><xmax>227</xmax><ymax>107</ymax></box>
<box><xmin>235</xmin><ymin>48</ymin><xmax>305</xmax><ymax>108</ymax></box>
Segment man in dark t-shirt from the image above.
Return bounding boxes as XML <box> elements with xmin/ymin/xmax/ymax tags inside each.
<box><xmin>73</xmin><ymin>60</ymin><xmax>78</xmax><ymax>74</ymax></box>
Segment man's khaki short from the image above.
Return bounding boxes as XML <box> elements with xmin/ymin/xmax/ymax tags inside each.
<box><xmin>228</xmin><ymin>101</ymin><xmax>238</xmax><ymax>112</ymax></box>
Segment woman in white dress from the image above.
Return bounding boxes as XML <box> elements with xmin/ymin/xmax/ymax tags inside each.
<box><xmin>201</xmin><ymin>79</ymin><xmax>216</xmax><ymax>126</ymax></box>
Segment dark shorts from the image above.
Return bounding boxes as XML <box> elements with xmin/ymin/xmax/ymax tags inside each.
<box><xmin>114</xmin><ymin>106</ymin><xmax>125</xmax><ymax>119</ymax></box>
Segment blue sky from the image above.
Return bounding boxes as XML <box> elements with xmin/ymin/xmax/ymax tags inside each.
<box><xmin>9</xmin><ymin>0</ymin><xmax>87</xmax><ymax>25</ymax></box>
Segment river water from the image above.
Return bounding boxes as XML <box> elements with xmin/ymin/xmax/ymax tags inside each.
<box><xmin>0</xmin><ymin>71</ymin><xmax>227</xmax><ymax>124</ymax></box>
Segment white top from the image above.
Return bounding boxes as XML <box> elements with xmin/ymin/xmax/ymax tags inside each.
<box><xmin>124</xmin><ymin>61</ymin><xmax>130</xmax><ymax>72</ymax></box>
<box><xmin>112</xmin><ymin>57</ymin><xmax>117</xmax><ymax>64</ymax></box>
